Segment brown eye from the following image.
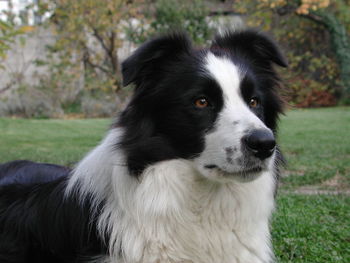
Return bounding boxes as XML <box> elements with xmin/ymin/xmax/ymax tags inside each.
<box><xmin>249</xmin><ymin>98</ymin><xmax>259</xmax><ymax>108</ymax></box>
<box><xmin>195</xmin><ymin>97</ymin><xmax>209</xmax><ymax>108</ymax></box>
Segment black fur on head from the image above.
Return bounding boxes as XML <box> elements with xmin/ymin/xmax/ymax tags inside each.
<box><xmin>118</xmin><ymin>30</ymin><xmax>287</xmax><ymax>176</ymax></box>
<box><xmin>211</xmin><ymin>30</ymin><xmax>287</xmax><ymax>68</ymax></box>
<box><xmin>119</xmin><ymin>32</ymin><xmax>223</xmax><ymax>175</ymax></box>
<box><xmin>122</xmin><ymin>32</ymin><xmax>192</xmax><ymax>87</ymax></box>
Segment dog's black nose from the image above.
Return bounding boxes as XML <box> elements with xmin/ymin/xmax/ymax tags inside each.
<box><xmin>243</xmin><ymin>129</ymin><xmax>276</xmax><ymax>160</ymax></box>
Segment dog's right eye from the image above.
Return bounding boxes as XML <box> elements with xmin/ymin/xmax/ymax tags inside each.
<box><xmin>194</xmin><ymin>97</ymin><xmax>209</xmax><ymax>108</ymax></box>
<box><xmin>249</xmin><ymin>97</ymin><xmax>259</xmax><ymax>108</ymax></box>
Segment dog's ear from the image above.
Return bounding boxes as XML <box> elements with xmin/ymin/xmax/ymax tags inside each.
<box><xmin>211</xmin><ymin>30</ymin><xmax>287</xmax><ymax>68</ymax></box>
<box><xmin>122</xmin><ymin>32</ymin><xmax>192</xmax><ymax>87</ymax></box>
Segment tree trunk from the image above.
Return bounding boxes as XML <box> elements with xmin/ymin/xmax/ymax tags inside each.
<box><xmin>307</xmin><ymin>11</ymin><xmax>350</xmax><ymax>103</ymax></box>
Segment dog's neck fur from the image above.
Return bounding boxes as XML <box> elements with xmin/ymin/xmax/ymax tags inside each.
<box><xmin>67</xmin><ymin>129</ymin><xmax>276</xmax><ymax>263</ymax></box>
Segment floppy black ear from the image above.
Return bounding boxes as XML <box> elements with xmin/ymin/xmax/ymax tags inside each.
<box><xmin>122</xmin><ymin>32</ymin><xmax>192</xmax><ymax>87</ymax></box>
<box><xmin>211</xmin><ymin>30</ymin><xmax>287</xmax><ymax>68</ymax></box>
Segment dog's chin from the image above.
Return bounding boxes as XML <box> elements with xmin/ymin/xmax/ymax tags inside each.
<box><xmin>198</xmin><ymin>165</ymin><xmax>265</xmax><ymax>183</ymax></box>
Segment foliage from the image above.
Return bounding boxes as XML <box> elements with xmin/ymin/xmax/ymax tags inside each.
<box><xmin>0</xmin><ymin>0</ymin><xmax>38</xmax><ymax>64</ymax></box>
<box><xmin>284</xmin><ymin>48</ymin><xmax>340</xmax><ymax>107</ymax></box>
<box><xmin>296</xmin><ymin>0</ymin><xmax>330</xmax><ymax>15</ymax></box>
<box><xmin>2</xmin><ymin>0</ymin><xmax>212</xmax><ymax>117</ymax></box>
<box><xmin>31</xmin><ymin>0</ymin><xmax>212</xmax><ymax>116</ymax></box>
<box><xmin>235</xmin><ymin>0</ymin><xmax>350</xmax><ymax>105</ymax></box>
<box><xmin>0</xmin><ymin>20</ymin><xmax>16</xmax><ymax>63</ymax></box>
<box><xmin>0</xmin><ymin>20</ymin><xmax>32</xmax><ymax>69</ymax></box>
<box><xmin>0</xmin><ymin>14</ymin><xmax>36</xmax><ymax>99</ymax></box>
<box><xmin>38</xmin><ymin>0</ymin><xmax>143</xmax><ymax>93</ymax></box>
<box><xmin>125</xmin><ymin>0</ymin><xmax>213</xmax><ymax>45</ymax></box>
<box><xmin>23</xmin><ymin>0</ymin><xmax>147</xmax><ymax>115</ymax></box>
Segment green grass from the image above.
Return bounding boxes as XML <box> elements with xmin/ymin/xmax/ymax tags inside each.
<box><xmin>0</xmin><ymin>107</ymin><xmax>350</xmax><ymax>262</ymax></box>
<box><xmin>273</xmin><ymin>194</ymin><xmax>350</xmax><ymax>263</ymax></box>
<box><xmin>278</xmin><ymin>107</ymin><xmax>350</xmax><ymax>188</ymax></box>
<box><xmin>0</xmin><ymin>118</ymin><xmax>109</xmax><ymax>165</ymax></box>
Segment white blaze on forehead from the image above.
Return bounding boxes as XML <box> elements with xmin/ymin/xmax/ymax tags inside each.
<box><xmin>204</xmin><ymin>52</ymin><xmax>267</xmax><ymax>131</ymax></box>
<box><xmin>205</xmin><ymin>52</ymin><xmax>243</xmax><ymax>104</ymax></box>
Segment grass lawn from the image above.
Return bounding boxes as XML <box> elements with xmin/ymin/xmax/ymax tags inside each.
<box><xmin>273</xmin><ymin>194</ymin><xmax>349</xmax><ymax>262</ymax></box>
<box><xmin>0</xmin><ymin>107</ymin><xmax>349</xmax><ymax>262</ymax></box>
<box><xmin>279</xmin><ymin>107</ymin><xmax>350</xmax><ymax>189</ymax></box>
<box><xmin>0</xmin><ymin>118</ymin><xmax>109</xmax><ymax>165</ymax></box>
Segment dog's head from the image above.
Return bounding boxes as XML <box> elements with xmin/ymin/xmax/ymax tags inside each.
<box><xmin>119</xmin><ymin>30</ymin><xmax>287</xmax><ymax>182</ymax></box>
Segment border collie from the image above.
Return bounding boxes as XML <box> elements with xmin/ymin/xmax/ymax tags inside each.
<box><xmin>0</xmin><ymin>30</ymin><xmax>287</xmax><ymax>263</ymax></box>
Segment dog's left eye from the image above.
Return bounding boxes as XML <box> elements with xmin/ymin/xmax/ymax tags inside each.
<box><xmin>194</xmin><ymin>97</ymin><xmax>209</xmax><ymax>108</ymax></box>
<box><xmin>249</xmin><ymin>98</ymin><xmax>259</xmax><ymax>108</ymax></box>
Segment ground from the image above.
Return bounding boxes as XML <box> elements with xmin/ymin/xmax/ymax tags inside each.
<box><xmin>0</xmin><ymin>107</ymin><xmax>349</xmax><ymax>262</ymax></box>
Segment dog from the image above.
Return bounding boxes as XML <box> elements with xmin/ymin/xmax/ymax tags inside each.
<box><xmin>0</xmin><ymin>29</ymin><xmax>287</xmax><ymax>263</ymax></box>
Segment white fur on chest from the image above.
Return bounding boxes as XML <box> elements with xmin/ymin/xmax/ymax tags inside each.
<box><xmin>68</xmin><ymin>131</ymin><xmax>276</xmax><ymax>263</ymax></box>
<box><xmin>105</xmin><ymin>159</ymin><xmax>275</xmax><ymax>263</ymax></box>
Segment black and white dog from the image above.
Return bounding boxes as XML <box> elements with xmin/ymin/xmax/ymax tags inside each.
<box><xmin>0</xmin><ymin>30</ymin><xmax>287</xmax><ymax>263</ymax></box>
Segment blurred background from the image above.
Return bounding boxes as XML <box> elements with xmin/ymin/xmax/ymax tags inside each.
<box><xmin>0</xmin><ymin>1</ymin><xmax>349</xmax><ymax>262</ymax></box>
<box><xmin>0</xmin><ymin>0</ymin><xmax>349</xmax><ymax>118</ymax></box>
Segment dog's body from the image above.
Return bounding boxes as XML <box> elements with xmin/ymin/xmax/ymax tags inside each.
<box><xmin>0</xmin><ymin>160</ymin><xmax>70</xmax><ymax>185</ymax></box>
<box><xmin>0</xmin><ymin>30</ymin><xmax>286</xmax><ymax>263</ymax></box>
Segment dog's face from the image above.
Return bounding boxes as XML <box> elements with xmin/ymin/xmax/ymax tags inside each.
<box><xmin>119</xmin><ymin>31</ymin><xmax>286</xmax><ymax>182</ymax></box>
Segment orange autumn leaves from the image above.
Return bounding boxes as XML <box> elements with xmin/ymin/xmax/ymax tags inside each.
<box><xmin>297</xmin><ymin>0</ymin><xmax>330</xmax><ymax>14</ymax></box>
<box><xmin>255</xmin><ymin>0</ymin><xmax>330</xmax><ymax>14</ymax></box>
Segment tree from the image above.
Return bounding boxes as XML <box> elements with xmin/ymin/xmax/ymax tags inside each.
<box><xmin>236</xmin><ymin>0</ymin><xmax>350</xmax><ymax>103</ymax></box>
<box><xmin>43</xmin><ymin>0</ymin><xmax>144</xmax><ymax>93</ymax></box>
<box><xmin>40</xmin><ymin>0</ymin><xmax>212</xmax><ymax>101</ymax></box>
<box><xmin>125</xmin><ymin>0</ymin><xmax>213</xmax><ymax>45</ymax></box>
<box><xmin>0</xmin><ymin>19</ymin><xmax>32</xmax><ymax>93</ymax></box>
<box><xmin>295</xmin><ymin>0</ymin><xmax>350</xmax><ymax>103</ymax></box>
<box><xmin>0</xmin><ymin>20</ymin><xmax>15</xmax><ymax>64</ymax></box>
<box><xmin>27</xmin><ymin>0</ymin><xmax>212</xmax><ymax>116</ymax></box>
